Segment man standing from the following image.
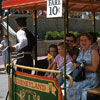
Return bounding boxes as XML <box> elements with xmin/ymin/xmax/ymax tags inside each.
<box><xmin>10</xmin><ymin>17</ymin><xmax>35</xmax><ymax>74</ymax></box>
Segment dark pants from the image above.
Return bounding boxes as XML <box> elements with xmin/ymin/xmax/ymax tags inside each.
<box><xmin>87</xmin><ymin>93</ymin><xmax>100</xmax><ymax>100</ymax></box>
<box><xmin>16</xmin><ymin>54</ymin><xmax>33</xmax><ymax>74</ymax></box>
<box><xmin>36</xmin><ymin>59</ymin><xmax>48</xmax><ymax>76</ymax></box>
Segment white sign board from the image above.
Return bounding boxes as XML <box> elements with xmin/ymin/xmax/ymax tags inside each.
<box><xmin>47</xmin><ymin>0</ymin><xmax>62</xmax><ymax>18</ymax></box>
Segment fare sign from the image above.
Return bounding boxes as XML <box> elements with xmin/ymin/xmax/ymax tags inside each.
<box><xmin>47</xmin><ymin>0</ymin><xmax>62</xmax><ymax>18</ymax></box>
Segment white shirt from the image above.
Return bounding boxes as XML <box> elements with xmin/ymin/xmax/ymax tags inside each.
<box><xmin>97</xmin><ymin>37</ymin><xmax>100</xmax><ymax>47</ymax></box>
<box><xmin>14</xmin><ymin>29</ymin><xmax>28</xmax><ymax>51</ymax></box>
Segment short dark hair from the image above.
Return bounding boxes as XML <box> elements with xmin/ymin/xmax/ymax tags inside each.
<box><xmin>16</xmin><ymin>17</ymin><xmax>27</xmax><ymax>27</ymax></box>
<box><xmin>66</xmin><ymin>33</ymin><xmax>76</xmax><ymax>42</ymax></box>
<box><xmin>80</xmin><ymin>32</ymin><xmax>93</xmax><ymax>42</ymax></box>
<box><xmin>88</xmin><ymin>32</ymin><xmax>97</xmax><ymax>43</ymax></box>
<box><xmin>48</xmin><ymin>44</ymin><xmax>58</xmax><ymax>54</ymax></box>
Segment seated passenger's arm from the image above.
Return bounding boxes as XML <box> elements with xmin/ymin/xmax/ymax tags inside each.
<box><xmin>85</xmin><ymin>49</ymin><xmax>99</xmax><ymax>72</ymax></box>
<box><xmin>45</xmin><ymin>62</ymin><xmax>57</xmax><ymax>77</ymax></box>
<box><xmin>72</xmin><ymin>55</ymin><xmax>78</xmax><ymax>63</ymax></box>
<box><xmin>48</xmin><ymin>62</ymin><xmax>56</xmax><ymax>70</ymax></box>
<box><xmin>44</xmin><ymin>62</ymin><xmax>56</xmax><ymax>77</ymax></box>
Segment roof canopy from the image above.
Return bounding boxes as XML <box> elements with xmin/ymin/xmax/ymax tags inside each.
<box><xmin>2</xmin><ymin>0</ymin><xmax>47</xmax><ymax>10</ymax></box>
<box><xmin>2</xmin><ymin>0</ymin><xmax>100</xmax><ymax>12</ymax></box>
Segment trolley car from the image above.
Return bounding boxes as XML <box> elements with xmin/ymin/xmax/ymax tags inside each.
<box><xmin>2</xmin><ymin>0</ymin><xmax>100</xmax><ymax>100</ymax></box>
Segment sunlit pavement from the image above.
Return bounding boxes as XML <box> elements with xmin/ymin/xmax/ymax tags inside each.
<box><xmin>0</xmin><ymin>55</ymin><xmax>8</xmax><ymax>100</ymax></box>
<box><xmin>0</xmin><ymin>72</ymin><xmax>8</xmax><ymax>100</ymax></box>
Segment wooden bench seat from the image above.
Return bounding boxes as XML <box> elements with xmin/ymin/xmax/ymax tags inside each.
<box><xmin>87</xmin><ymin>85</ymin><xmax>100</xmax><ymax>95</ymax></box>
<box><xmin>87</xmin><ymin>66</ymin><xmax>100</xmax><ymax>96</ymax></box>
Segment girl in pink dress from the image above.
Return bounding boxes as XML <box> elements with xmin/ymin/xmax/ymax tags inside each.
<box><xmin>45</xmin><ymin>42</ymin><xmax>72</xmax><ymax>78</ymax></box>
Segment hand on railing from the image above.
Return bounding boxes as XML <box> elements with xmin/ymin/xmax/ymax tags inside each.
<box><xmin>9</xmin><ymin>46</ymin><xmax>16</xmax><ymax>52</ymax></box>
<box><xmin>6</xmin><ymin>52</ymin><xmax>24</xmax><ymax>74</ymax></box>
<box><xmin>11</xmin><ymin>52</ymin><xmax>24</xmax><ymax>66</ymax></box>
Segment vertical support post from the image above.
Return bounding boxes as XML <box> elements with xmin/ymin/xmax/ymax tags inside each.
<box><xmin>35</xmin><ymin>10</ymin><xmax>37</xmax><ymax>67</ymax></box>
<box><xmin>7</xmin><ymin>9</ymin><xmax>10</xmax><ymax>65</ymax></box>
<box><xmin>0</xmin><ymin>0</ymin><xmax>3</xmax><ymax>37</ymax></box>
<box><xmin>64</xmin><ymin>0</ymin><xmax>69</xmax><ymax>99</ymax></box>
<box><xmin>0</xmin><ymin>0</ymin><xmax>2</xmax><ymax>16</ymax></box>
<box><xmin>92</xmin><ymin>12</ymin><xmax>96</xmax><ymax>32</ymax></box>
<box><xmin>7</xmin><ymin>9</ymin><xmax>14</xmax><ymax>100</ymax></box>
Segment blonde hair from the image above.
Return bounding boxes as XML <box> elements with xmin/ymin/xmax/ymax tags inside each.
<box><xmin>58</xmin><ymin>42</ymin><xmax>69</xmax><ymax>51</ymax></box>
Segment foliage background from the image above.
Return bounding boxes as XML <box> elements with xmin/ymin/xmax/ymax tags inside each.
<box><xmin>45</xmin><ymin>31</ymin><xmax>78</xmax><ymax>40</ymax></box>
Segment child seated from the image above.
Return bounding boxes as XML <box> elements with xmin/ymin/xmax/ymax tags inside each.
<box><xmin>47</xmin><ymin>44</ymin><xmax>58</xmax><ymax>65</ymax></box>
<box><xmin>36</xmin><ymin>44</ymin><xmax>58</xmax><ymax>76</ymax></box>
<box><xmin>45</xmin><ymin>42</ymin><xmax>73</xmax><ymax>84</ymax></box>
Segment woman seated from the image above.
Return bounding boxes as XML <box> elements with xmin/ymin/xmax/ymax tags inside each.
<box><xmin>65</xmin><ymin>33</ymin><xmax>99</xmax><ymax>100</ymax></box>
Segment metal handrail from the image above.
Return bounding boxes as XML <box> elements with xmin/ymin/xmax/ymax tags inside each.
<box><xmin>15</xmin><ymin>64</ymin><xmax>73</xmax><ymax>88</ymax></box>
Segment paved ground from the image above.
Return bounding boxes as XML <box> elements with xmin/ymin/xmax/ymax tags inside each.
<box><xmin>0</xmin><ymin>72</ymin><xmax>8</xmax><ymax>100</ymax></box>
<box><xmin>0</xmin><ymin>56</ymin><xmax>5</xmax><ymax>70</ymax></box>
<box><xmin>0</xmin><ymin>56</ymin><xmax>8</xmax><ymax>100</ymax></box>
